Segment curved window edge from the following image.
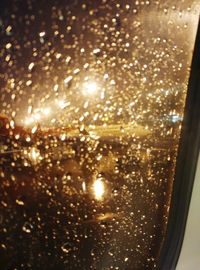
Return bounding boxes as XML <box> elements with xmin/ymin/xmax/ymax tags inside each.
<box><xmin>157</xmin><ymin>19</ymin><xmax>200</xmax><ymax>270</ymax></box>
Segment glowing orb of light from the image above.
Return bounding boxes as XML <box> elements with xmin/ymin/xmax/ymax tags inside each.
<box><xmin>24</xmin><ymin>116</ymin><xmax>34</xmax><ymax>126</ymax></box>
<box><xmin>83</xmin><ymin>81</ymin><xmax>98</xmax><ymax>95</ymax></box>
<box><xmin>57</xmin><ymin>99</ymin><xmax>68</xmax><ymax>109</ymax></box>
<box><xmin>24</xmin><ymin>147</ymin><xmax>42</xmax><ymax>165</ymax></box>
<box><xmin>29</xmin><ymin>147</ymin><xmax>42</xmax><ymax>164</ymax></box>
<box><xmin>33</xmin><ymin>113</ymin><xmax>41</xmax><ymax>121</ymax></box>
<box><xmin>42</xmin><ymin>107</ymin><xmax>51</xmax><ymax>116</ymax></box>
<box><xmin>92</xmin><ymin>178</ymin><xmax>105</xmax><ymax>201</ymax></box>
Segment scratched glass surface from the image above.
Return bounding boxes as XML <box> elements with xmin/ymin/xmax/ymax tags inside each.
<box><xmin>0</xmin><ymin>1</ymin><xmax>199</xmax><ymax>269</ymax></box>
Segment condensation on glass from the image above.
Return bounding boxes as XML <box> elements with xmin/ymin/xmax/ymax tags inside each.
<box><xmin>0</xmin><ymin>1</ymin><xmax>199</xmax><ymax>269</ymax></box>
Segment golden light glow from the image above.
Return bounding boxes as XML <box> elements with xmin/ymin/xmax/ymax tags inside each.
<box><xmin>24</xmin><ymin>147</ymin><xmax>42</xmax><ymax>165</ymax></box>
<box><xmin>92</xmin><ymin>178</ymin><xmax>105</xmax><ymax>201</ymax></box>
<box><xmin>24</xmin><ymin>107</ymin><xmax>51</xmax><ymax>126</ymax></box>
<box><xmin>82</xmin><ymin>181</ymin><xmax>86</xmax><ymax>192</ymax></box>
<box><xmin>42</xmin><ymin>107</ymin><xmax>51</xmax><ymax>116</ymax></box>
<box><xmin>33</xmin><ymin>113</ymin><xmax>41</xmax><ymax>121</ymax></box>
<box><xmin>24</xmin><ymin>116</ymin><xmax>34</xmax><ymax>126</ymax></box>
<box><xmin>57</xmin><ymin>99</ymin><xmax>68</xmax><ymax>109</ymax></box>
<box><xmin>29</xmin><ymin>147</ymin><xmax>42</xmax><ymax>164</ymax></box>
<box><xmin>83</xmin><ymin>81</ymin><xmax>98</xmax><ymax>95</ymax></box>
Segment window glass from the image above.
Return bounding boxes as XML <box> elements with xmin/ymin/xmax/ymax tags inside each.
<box><xmin>0</xmin><ymin>1</ymin><xmax>199</xmax><ymax>269</ymax></box>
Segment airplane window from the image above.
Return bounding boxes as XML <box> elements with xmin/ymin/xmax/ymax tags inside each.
<box><xmin>0</xmin><ymin>1</ymin><xmax>199</xmax><ymax>269</ymax></box>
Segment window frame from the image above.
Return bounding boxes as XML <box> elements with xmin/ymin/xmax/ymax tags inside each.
<box><xmin>157</xmin><ymin>19</ymin><xmax>200</xmax><ymax>270</ymax></box>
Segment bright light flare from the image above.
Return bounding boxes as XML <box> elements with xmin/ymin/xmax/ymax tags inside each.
<box><xmin>24</xmin><ymin>147</ymin><xmax>42</xmax><ymax>165</ymax></box>
<box><xmin>82</xmin><ymin>181</ymin><xmax>86</xmax><ymax>193</ymax></box>
<box><xmin>92</xmin><ymin>178</ymin><xmax>105</xmax><ymax>201</ymax></box>
<box><xmin>29</xmin><ymin>147</ymin><xmax>40</xmax><ymax>162</ymax></box>
<box><xmin>42</xmin><ymin>107</ymin><xmax>51</xmax><ymax>116</ymax></box>
<box><xmin>83</xmin><ymin>81</ymin><xmax>98</xmax><ymax>95</ymax></box>
<box><xmin>24</xmin><ymin>107</ymin><xmax>51</xmax><ymax>126</ymax></box>
<box><xmin>33</xmin><ymin>113</ymin><xmax>41</xmax><ymax>120</ymax></box>
<box><xmin>24</xmin><ymin>116</ymin><xmax>34</xmax><ymax>126</ymax></box>
<box><xmin>57</xmin><ymin>99</ymin><xmax>69</xmax><ymax>109</ymax></box>
<box><xmin>24</xmin><ymin>113</ymin><xmax>40</xmax><ymax>126</ymax></box>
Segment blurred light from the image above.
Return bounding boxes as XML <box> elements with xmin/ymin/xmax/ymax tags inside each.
<box><xmin>60</xmin><ymin>133</ymin><xmax>66</xmax><ymax>141</ymax></box>
<box><xmin>24</xmin><ymin>147</ymin><xmax>42</xmax><ymax>165</ymax></box>
<box><xmin>64</xmin><ymin>75</ymin><xmax>73</xmax><ymax>84</ymax></box>
<box><xmin>93</xmin><ymin>178</ymin><xmax>105</xmax><ymax>200</ymax></box>
<box><xmin>83</xmin><ymin>81</ymin><xmax>98</xmax><ymax>95</ymax></box>
<box><xmin>42</xmin><ymin>107</ymin><xmax>51</xmax><ymax>116</ymax></box>
<box><xmin>82</xmin><ymin>181</ymin><xmax>86</xmax><ymax>192</ymax></box>
<box><xmin>33</xmin><ymin>113</ymin><xmax>41</xmax><ymax>121</ymax></box>
<box><xmin>24</xmin><ymin>107</ymin><xmax>51</xmax><ymax>126</ymax></box>
<box><xmin>31</xmin><ymin>125</ymin><xmax>38</xmax><ymax>134</ymax></box>
<box><xmin>57</xmin><ymin>99</ymin><xmax>69</xmax><ymax>109</ymax></box>
<box><xmin>28</xmin><ymin>62</ymin><xmax>34</xmax><ymax>71</ymax></box>
<box><xmin>24</xmin><ymin>116</ymin><xmax>34</xmax><ymax>126</ymax></box>
<box><xmin>39</xmin><ymin>31</ymin><xmax>46</xmax><ymax>37</ymax></box>
<box><xmin>170</xmin><ymin>114</ymin><xmax>182</xmax><ymax>123</ymax></box>
<box><xmin>93</xmin><ymin>48</ymin><xmax>100</xmax><ymax>55</ymax></box>
<box><xmin>10</xmin><ymin>120</ymin><xmax>15</xmax><ymax>129</ymax></box>
<box><xmin>58</xmin><ymin>100</ymin><xmax>65</xmax><ymax>109</ymax></box>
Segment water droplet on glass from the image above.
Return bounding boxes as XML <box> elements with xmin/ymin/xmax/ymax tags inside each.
<box><xmin>22</xmin><ymin>222</ymin><xmax>33</xmax><ymax>234</ymax></box>
<box><xmin>61</xmin><ymin>242</ymin><xmax>73</xmax><ymax>253</ymax></box>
